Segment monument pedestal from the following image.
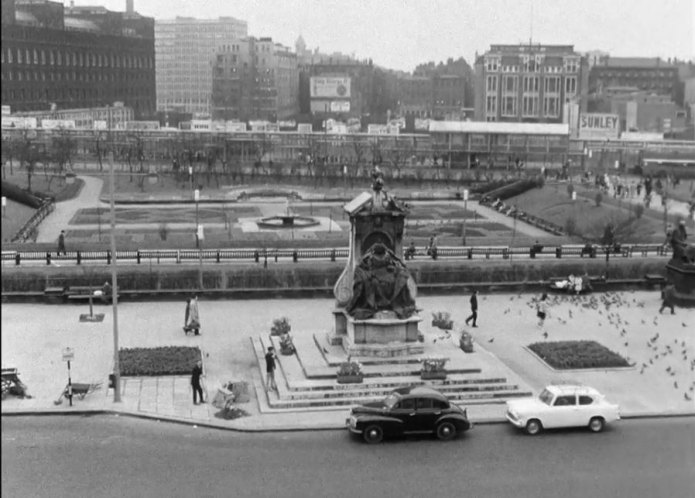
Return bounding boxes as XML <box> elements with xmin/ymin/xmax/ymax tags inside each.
<box><xmin>333</xmin><ymin>309</ymin><xmax>424</xmax><ymax>357</ymax></box>
<box><xmin>666</xmin><ymin>260</ymin><xmax>695</xmax><ymax>308</ymax></box>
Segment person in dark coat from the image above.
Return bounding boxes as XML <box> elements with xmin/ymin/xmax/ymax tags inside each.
<box><xmin>265</xmin><ymin>347</ymin><xmax>278</xmax><ymax>392</ymax></box>
<box><xmin>58</xmin><ymin>230</ymin><xmax>66</xmax><ymax>255</ymax></box>
<box><xmin>191</xmin><ymin>360</ymin><xmax>204</xmax><ymax>404</ymax></box>
<box><xmin>464</xmin><ymin>290</ymin><xmax>478</xmax><ymax>327</ymax></box>
<box><xmin>659</xmin><ymin>285</ymin><xmax>676</xmax><ymax>315</ymax></box>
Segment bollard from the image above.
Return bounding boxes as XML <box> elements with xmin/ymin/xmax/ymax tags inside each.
<box><xmin>555</xmin><ymin>247</ymin><xmax>562</xmax><ymax>259</ymax></box>
<box><xmin>467</xmin><ymin>248</ymin><xmax>473</xmax><ymax>259</ymax></box>
<box><xmin>293</xmin><ymin>250</ymin><xmax>298</xmax><ymax>263</ymax></box>
<box><xmin>136</xmin><ymin>251</ymin><xmax>141</xmax><ymax>264</ymax></box>
<box><xmin>330</xmin><ymin>249</ymin><xmax>336</xmax><ymax>262</ymax></box>
<box><xmin>274</xmin><ymin>252</ymin><xmax>278</xmax><ymax>263</ymax></box>
<box><xmin>46</xmin><ymin>252</ymin><xmax>51</xmax><ymax>265</ymax></box>
<box><xmin>530</xmin><ymin>248</ymin><xmax>536</xmax><ymax>259</ymax></box>
<box><xmin>15</xmin><ymin>253</ymin><xmax>20</xmax><ymax>266</ymax></box>
<box><xmin>503</xmin><ymin>249</ymin><xmax>509</xmax><ymax>260</ymax></box>
<box><xmin>76</xmin><ymin>251</ymin><xmax>81</xmax><ymax>265</ymax></box>
<box><xmin>216</xmin><ymin>251</ymin><xmax>220</xmax><ymax>263</ymax></box>
<box><xmin>254</xmin><ymin>251</ymin><xmax>259</xmax><ymax>263</ymax></box>
<box><xmin>106</xmin><ymin>251</ymin><xmax>111</xmax><ymax>265</ymax></box>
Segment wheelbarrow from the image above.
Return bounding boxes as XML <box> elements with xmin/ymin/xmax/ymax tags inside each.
<box><xmin>54</xmin><ymin>382</ymin><xmax>102</xmax><ymax>405</ymax></box>
<box><xmin>1</xmin><ymin>368</ymin><xmax>32</xmax><ymax>400</ymax></box>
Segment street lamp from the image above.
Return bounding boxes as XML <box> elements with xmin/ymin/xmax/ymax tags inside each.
<box><xmin>462</xmin><ymin>189</ymin><xmax>469</xmax><ymax>246</ymax></box>
<box><xmin>108</xmin><ymin>151</ymin><xmax>121</xmax><ymax>403</ymax></box>
<box><xmin>194</xmin><ymin>188</ymin><xmax>200</xmax><ymax>249</ymax></box>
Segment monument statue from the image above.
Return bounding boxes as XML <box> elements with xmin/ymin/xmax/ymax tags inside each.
<box><xmin>665</xmin><ymin>219</ymin><xmax>695</xmax><ymax>309</ymax></box>
<box><xmin>346</xmin><ymin>242</ymin><xmax>417</xmax><ymax>320</ymax></box>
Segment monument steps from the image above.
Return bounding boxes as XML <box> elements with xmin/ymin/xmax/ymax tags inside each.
<box><xmin>251</xmin><ymin>336</ymin><xmax>533</xmax><ymax>411</ymax></box>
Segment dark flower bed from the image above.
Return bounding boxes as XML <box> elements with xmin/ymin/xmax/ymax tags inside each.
<box><xmin>119</xmin><ymin>346</ymin><xmax>202</xmax><ymax>376</ymax></box>
<box><xmin>529</xmin><ymin>341</ymin><xmax>630</xmax><ymax>369</ymax></box>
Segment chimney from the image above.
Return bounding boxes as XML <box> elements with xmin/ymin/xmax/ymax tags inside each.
<box><xmin>126</xmin><ymin>0</ymin><xmax>134</xmax><ymax>13</ymax></box>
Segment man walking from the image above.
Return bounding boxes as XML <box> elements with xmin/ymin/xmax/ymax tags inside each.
<box><xmin>659</xmin><ymin>284</ymin><xmax>676</xmax><ymax>315</ymax></box>
<box><xmin>57</xmin><ymin>230</ymin><xmax>66</xmax><ymax>255</ymax></box>
<box><xmin>265</xmin><ymin>346</ymin><xmax>278</xmax><ymax>392</ymax></box>
<box><xmin>191</xmin><ymin>360</ymin><xmax>204</xmax><ymax>405</ymax></box>
<box><xmin>464</xmin><ymin>290</ymin><xmax>478</xmax><ymax>327</ymax></box>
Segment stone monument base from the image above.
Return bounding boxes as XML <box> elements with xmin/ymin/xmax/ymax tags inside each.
<box><xmin>666</xmin><ymin>260</ymin><xmax>695</xmax><ymax>308</ymax></box>
<box><xmin>333</xmin><ymin>309</ymin><xmax>423</xmax><ymax>357</ymax></box>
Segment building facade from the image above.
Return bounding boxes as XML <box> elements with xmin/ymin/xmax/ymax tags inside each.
<box><xmin>588</xmin><ymin>57</ymin><xmax>681</xmax><ymax>106</ymax></box>
<box><xmin>12</xmin><ymin>102</ymin><xmax>134</xmax><ymax>129</ymax></box>
<box><xmin>211</xmin><ymin>37</ymin><xmax>298</xmax><ymax>122</ymax></box>
<box><xmin>474</xmin><ymin>44</ymin><xmax>589</xmax><ymax>123</ymax></box>
<box><xmin>155</xmin><ymin>16</ymin><xmax>248</xmax><ymax>115</ymax></box>
<box><xmin>1</xmin><ymin>0</ymin><xmax>156</xmax><ymax>118</ymax></box>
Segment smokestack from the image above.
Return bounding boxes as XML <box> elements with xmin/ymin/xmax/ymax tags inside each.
<box><xmin>126</xmin><ymin>0</ymin><xmax>133</xmax><ymax>13</ymax></box>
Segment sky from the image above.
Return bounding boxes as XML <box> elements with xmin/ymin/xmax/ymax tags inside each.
<box><xmin>72</xmin><ymin>0</ymin><xmax>694</xmax><ymax>71</ymax></box>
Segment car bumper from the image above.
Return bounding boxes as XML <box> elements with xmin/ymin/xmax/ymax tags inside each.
<box><xmin>505</xmin><ymin>411</ymin><xmax>525</xmax><ymax>428</ymax></box>
<box><xmin>346</xmin><ymin>417</ymin><xmax>362</xmax><ymax>435</ymax></box>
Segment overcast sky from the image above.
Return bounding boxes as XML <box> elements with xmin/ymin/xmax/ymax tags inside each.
<box><xmin>73</xmin><ymin>0</ymin><xmax>694</xmax><ymax>71</ymax></box>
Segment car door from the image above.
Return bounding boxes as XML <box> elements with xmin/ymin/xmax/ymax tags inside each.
<box><xmin>548</xmin><ymin>394</ymin><xmax>579</xmax><ymax>428</ymax></box>
<box><xmin>577</xmin><ymin>395</ymin><xmax>596</xmax><ymax>426</ymax></box>
<box><xmin>410</xmin><ymin>397</ymin><xmax>439</xmax><ymax>433</ymax></box>
<box><xmin>390</xmin><ymin>397</ymin><xmax>418</xmax><ymax>434</ymax></box>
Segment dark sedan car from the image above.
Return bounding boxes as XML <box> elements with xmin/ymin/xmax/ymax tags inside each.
<box><xmin>346</xmin><ymin>385</ymin><xmax>472</xmax><ymax>444</ymax></box>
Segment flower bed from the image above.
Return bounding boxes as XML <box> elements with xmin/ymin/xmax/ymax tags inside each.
<box><xmin>337</xmin><ymin>360</ymin><xmax>363</xmax><ymax>383</ymax></box>
<box><xmin>119</xmin><ymin>346</ymin><xmax>202</xmax><ymax>376</ymax></box>
<box><xmin>528</xmin><ymin>341</ymin><xmax>630</xmax><ymax>369</ymax></box>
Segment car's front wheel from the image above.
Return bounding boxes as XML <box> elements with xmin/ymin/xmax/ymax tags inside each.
<box><xmin>525</xmin><ymin>419</ymin><xmax>542</xmax><ymax>435</ymax></box>
<box><xmin>588</xmin><ymin>417</ymin><xmax>605</xmax><ymax>433</ymax></box>
<box><xmin>436</xmin><ymin>421</ymin><xmax>457</xmax><ymax>441</ymax></box>
<box><xmin>362</xmin><ymin>424</ymin><xmax>384</xmax><ymax>444</ymax></box>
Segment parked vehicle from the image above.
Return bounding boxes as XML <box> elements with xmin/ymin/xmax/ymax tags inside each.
<box><xmin>506</xmin><ymin>385</ymin><xmax>620</xmax><ymax>435</ymax></box>
<box><xmin>346</xmin><ymin>385</ymin><xmax>472</xmax><ymax>444</ymax></box>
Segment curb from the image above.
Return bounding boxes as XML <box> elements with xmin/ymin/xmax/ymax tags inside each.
<box><xmin>3</xmin><ymin>408</ymin><xmax>693</xmax><ymax>432</ymax></box>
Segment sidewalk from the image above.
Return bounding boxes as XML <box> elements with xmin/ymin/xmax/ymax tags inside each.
<box><xmin>2</xmin><ymin>293</ymin><xmax>694</xmax><ymax>431</ymax></box>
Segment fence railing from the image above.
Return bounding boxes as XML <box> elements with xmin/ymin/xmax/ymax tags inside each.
<box><xmin>10</xmin><ymin>200</ymin><xmax>55</xmax><ymax>243</ymax></box>
<box><xmin>1</xmin><ymin>243</ymin><xmax>668</xmax><ymax>267</ymax></box>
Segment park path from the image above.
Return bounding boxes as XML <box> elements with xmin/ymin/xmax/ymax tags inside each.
<box><xmin>36</xmin><ymin>175</ymin><xmax>104</xmax><ymax>243</ymax></box>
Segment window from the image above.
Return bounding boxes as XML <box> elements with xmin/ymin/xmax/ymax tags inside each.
<box><xmin>565</xmin><ymin>76</ymin><xmax>577</xmax><ymax>95</ymax></box>
<box><xmin>545</xmin><ymin>76</ymin><xmax>560</xmax><ymax>93</ymax></box>
<box><xmin>554</xmin><ymin>395</ymin><xmax>576</xmax><ymax>406</ymax></box>
<box><xmin>397</xmin><ymin>398</ymin><xmax>416</xmax><ymax>410</ymax></box>
<box><xmin>503</xmin><ymin>75</ymin><xmax>518</xmax><ymax>93</ymax></box>
<box><xmin>416</xmin><ymin>398</ymin><xmax>433</xmax><ymax>410</ymax></box>
<box><xmin>522</xmin><ymin>95</ymin><xmax>538</xmax><ymax>116</ymax></box>
<box><xmin>486</xmin><ymin>95</ymin><xmax>497</xmax><ymax>115</ymax></box>
<box><xmin>579</xmin><ymin>396</ymin><xmax>594</xmax><ymax>405</ymax></box>
<box><xmin>523</xmin><ymin>76</ymin><xmax>539</xmax><ymax>93</ymax></box>
<box><xmin>543</xmin><ymin>96</ymin><xmax>559</xmax><ymax>117</ymax></box>
<box><xmin>502</xmin><ymin>96</ymin><xmax>517</xmax><ymax>116</ymax></box>
<box><xmin>40</xmin><ymin>50</ymin><xmax>45</xmax><ymax>65</ymax></box>
<box><xmin>17</xmin><ymin>49</ymin><xmax>22</xmax><ymax>64</ymax></box>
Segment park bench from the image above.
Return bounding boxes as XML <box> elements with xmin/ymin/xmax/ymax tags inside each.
<box><xmin>644</xmin><ymin>274</ymin><xmax>666</xmax><ymax>288</ymax></box>
<box><xmin>1</xmin><ymin>367</ymin><xmax>30</xmax><ymax>399</ymax></box>
<box><xmin>65</xmin><ymin>285</ymin><xmax>119</xmax><ymax>303</ymax></box>
<box><xmin>472</xmin><ymin>246</ymin><xmax>509</xmax><ymax>259</ymax></box>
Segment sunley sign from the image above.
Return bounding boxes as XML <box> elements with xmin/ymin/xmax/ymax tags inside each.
<box><xmin>578</xmin><ymin>113</ymin><xmax>620</xmax><ymax>139</ymax></box>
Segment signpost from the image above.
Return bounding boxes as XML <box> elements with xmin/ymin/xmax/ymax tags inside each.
<box><xmin>62</xmin><ymin>347</ymin><xmax>74</xmax><ymax>406</ymax></box>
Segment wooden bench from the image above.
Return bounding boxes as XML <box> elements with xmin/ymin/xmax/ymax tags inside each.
<box><xmin>66</xmin><ymin>286</ymin><xmax>118</xmax><ymax>302</ymax></box>
<box><xmin>644</xmin><ymin>274</ymin><xmax>666</xmax><ymax>288</ymax></box>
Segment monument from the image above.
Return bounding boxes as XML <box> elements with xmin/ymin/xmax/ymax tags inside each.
<box><xmin>665</xmin><ymin>220</ymin><xmax>695</xmax><ymax>308</ymax></box>
<box><xmin>332</xmin><ymin>170</ymin><xmax>423</xmax><ymax>356</ymax></box>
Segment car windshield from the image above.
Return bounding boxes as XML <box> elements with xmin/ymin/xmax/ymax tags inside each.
<box><xmin>383</xmin><ymin>393</ymin><xmax>401</xmax><ymax>409</ymax></box>
<box><xmin>539</xmin><ymin>388</ymin><xmax>554</xmax><ymax>405</ymax></box>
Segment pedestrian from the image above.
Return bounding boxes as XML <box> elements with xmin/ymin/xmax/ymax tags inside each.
<box><xmin>191</xmin><ymin>360</ymin><xmax>205</xmax><ymax>404</ymax></box>
<box><xmin>183</xmin><ymin>298</ymin><xmax>191</xmax><ymax>334</ymax></box>
<box><xmin>188</xmin><ymin>295</ymin><xmax>200</xmax><ymax>335</ymax></box>
<box><xmin>464</xmin><ymin>290</ymin><xmax>478</xmax><ymax>327</ymax></box>
<box><xmin>57</xmin><ymin>230</ymin><xmax>66</xmax><ymax>255</ymax></box>
<box><xmin>427</xmin><ymin>234</ymin><xmax>438</xmax><ymax>260</ymax></box>
<box><xmin>265</xmin><ymin>346</ymin><xmax>278</xmax><ymax>392</ymax></box>
<box><xmin>405</xmin><ymin>241</ymin><xmax>416</xmax><ymax>260</ymax></box>
<box><xmin>659</xmin><ymin>284</ymin><xmax>676</xmax><ymax>315</ymax></box>
<box><xmin>536</xmin><ymin>293</ymin><xmax>549</xmax><ymax>327</ymax></box>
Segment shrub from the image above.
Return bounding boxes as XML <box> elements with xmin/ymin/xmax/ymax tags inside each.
<box><xmin>421</xmin><ymin>356</ymin><xmax>448</xmax><ymax>373</ymax></box>
<box><xmin>119</xmin><ymin>346</ymin><xmax>201</xmax><ymax>376</ymax></box>
<box><xmin>564</xmin><ymin>216</ymin><xmax>577</xmax><ymax>236</ymax></box>
<box><xmin>482</xmin><ymin>179</ymin><xmax>539</xmax><ymax>203</ymax></box>
<box><xmin>567</xmin><ymin>184</ymin><xmax>575</xmax><ymax>198</ymax></box>
<box><xmin>270</xmin><ymin>317</ymin><xmax>291</xmax><ymax>336</ymax></box>
<box><xmin>528</xmin><ymin>341</ymin><xmax>630</xmax><ymax>369</ymax></box>
<box><xmin>158</xmin><ymin>223</ymin><xmax>169</xmax><ymax>241</ymax></box>
<box><xmin>595</xmin><ymin>192</ymin><xmax>603</xmax><ymax>207</ymax></box>
<box><xmin>633</xmin><ymin>204</ymin><xmax>644</xmax><ymax>219</ymax></box>
<box><xmin>337</xmin><ymin>360</ymin><xmax>362</xmax><ymax>376</ymax></box>
<box><xmin>431</xmin><ymin>311</ymin><xmax>453</xmax><ymax>330</ymax></box>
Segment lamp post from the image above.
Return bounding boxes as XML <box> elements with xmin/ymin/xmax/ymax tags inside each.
<box><xmin>462</xmin><ymin>189</ymin><xmax>469</xmax><ymax>246</ymax></box>
<box><xmin>194</xmin><ymin>188</ymin><xmax>200</xmax><ymax>249</ymax></box>
<box><xmin>2</xmin><ymin>196</ymin><xmax>6</xmax><ymax>217</ymax></box>
<box><xmin>109</xmin><ymin>151</ymin><xmax>121</xmax><ymax>403</ymax></box>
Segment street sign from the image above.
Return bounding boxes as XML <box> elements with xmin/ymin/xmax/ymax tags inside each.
<box><xmin>62</xmin><ymin>347</ymin><xmax>74</xmax><ymax>362</ymax></box>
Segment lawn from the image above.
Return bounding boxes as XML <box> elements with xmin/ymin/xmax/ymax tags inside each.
<box><xmin>2</xmin><ymin>168</ymin><xmax>84</xmax><ymax>202</ymax></box>
<box><xmin>510</xmin><ymin>184</ymin><xmax>664</xmax><ymax>242</ymax></box>
<box><xmin>528</xmin><ymin>340</ymin><xmax>631</xmax><ymax>369</ymax></box>
<box><xmin>0</xmin><ymin>200</ymin><xmax>36</xmax><ymax>243</ymax></box>
<box><xmin>119</xmin><ymin>346</ymin><xmax>202</xmax><ymax>376</ymax></box>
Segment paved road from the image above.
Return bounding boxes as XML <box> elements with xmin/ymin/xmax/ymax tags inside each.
<box><xmin>2</xmin><ymin>416</ymin><xmax>694</xmax><ymax>498</ymax></box>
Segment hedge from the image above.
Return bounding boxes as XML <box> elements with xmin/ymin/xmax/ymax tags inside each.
<box><xmin>529</xmin><ymin>340</ymin><xmax>630</xmax><ymax>369</ymax></box>
<box><xmin>481</xmin><ymin>178</ymin><xmax>541</xmax><ymax>202</ymax></box>
<box><xmin>119</xmin><ymin>346</ymin><xmax>202</xmax><ymax>376</ymax></box>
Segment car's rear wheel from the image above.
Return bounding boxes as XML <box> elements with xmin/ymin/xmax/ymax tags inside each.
<box><xmin>363</xmin><ymin>424</ymin><xmax>384</xmax><ymax>444</ymax></box>
<box><xmin>525</xmin><ymin>419</ymin><xmax>542</xmax><ymax>435</ymax></box>
<box><xmin>436</xmin><ymin>421</ymin><xmax>457</xmax><ymax>441</ymax></box>
<box><xmin>588</xmin><ymin>417</ymin><xmax>605</xmax><ymax>433</ymax></box>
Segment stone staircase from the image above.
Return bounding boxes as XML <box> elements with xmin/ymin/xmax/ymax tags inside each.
<box><xmin>250</xmin><ymin>331</ymin><xmax>533</xmax><ymax>411</ymax></box>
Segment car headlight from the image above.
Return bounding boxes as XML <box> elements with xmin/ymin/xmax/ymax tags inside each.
<box><xmin>349</xmin><ymin>416</ymin><xmax>357</xmax><ymax>428</ymax></box>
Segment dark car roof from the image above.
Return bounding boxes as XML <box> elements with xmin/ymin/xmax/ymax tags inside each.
<box><xmin>392</xmin><ymin>385</ymin><xmax>448</xmax><ymax>400</ymax></box>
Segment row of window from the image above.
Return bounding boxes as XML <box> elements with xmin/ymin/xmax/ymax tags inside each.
<box><xmin>3</xmin><ymin>87</ymin><xmax>148</xmax><ymax>102</ymax></box>
<box><xmin>485</xmin><ymin>95</ymin><xmax>562</xmax><ymax>118</ymax></box>
<box><xmin>487</xmin><ymin>75</ymin><xmax>578</xmax><ymax>95</ymax></box>
<box><xmin>485</xmin><ymin>56</ymin><xmax>580</xmax><ymax>73</ymax></box>
<box><xmin>1</xmin><ymin>46</ymin><xmax>153</xmax><ymax>70</ymax></box>
<box><xmin>2</xmin><ymin>69</ymin><xmax>151</xmax><ymax>84</ymax></box>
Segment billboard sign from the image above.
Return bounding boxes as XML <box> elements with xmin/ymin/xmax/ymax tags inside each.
<box><xmin>225</xmin><ymin>121</ymin><xmax>247</xmax><ymax>132</ymax></box>
<box><xmin>1</xmin><ymin>117</ymin><xmax>37</xmax><ymax>129</ymax></box>
<box><xmin>297</xmin><ymin>123</ymin><xmax>313</xmax><ymax>134</ymax></box>
<box><xmin>578</xmin><ymin>113</ymin><xmax>620</xmax><ymax>139</ymax></box>
<box><xmin>310</xmin><ymin>77</ymin><xmax>351</xmax><ymax>98</ymax></box>
<box><xmin>1</xmin><ymin>105</ymin><xmax>11</xmax><ymax>116</ymax></box>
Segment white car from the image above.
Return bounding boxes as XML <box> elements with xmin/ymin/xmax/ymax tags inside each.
<box><xmin>506</xmin><ymin>385</ymin><xmax>620</xmax><ymax>435</ymax></box>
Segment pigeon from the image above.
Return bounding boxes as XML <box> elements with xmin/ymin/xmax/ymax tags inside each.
<box><xmin>674</xmin><ymin>381</ymin><xmax>678</xmax><ymax>389</ymax></box>
<box><xmin>488</xmin><ymin>338</ymin><xmax>494</xmax><ymax>343</ymax></box>
<box><xmin>685</xmin><ymin>393</ymin><xmax>692</xmax><ymax>401</ymax></box>
<box><xmin>542</xmin><ymin>332</ymin><xmax>548</xmax><ymax>339</ymax></box>
<box><xmin>683</xmin><ymin>323</ymin><xmax>688</xmax><ymax>328</ymax></box>
<box><xmin>624</xmin><ymin>342</ymin><xmax>629</xmax><ymax>347</ymax></box>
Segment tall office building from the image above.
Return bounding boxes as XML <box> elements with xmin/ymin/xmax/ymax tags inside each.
<box><xmin>155</xmin><ymin>16</ymin><xmax>248</xmax><ymax>115</ymax></box>
<box><xmin>474</xmin><ymin>44</ymin><xmax>589</xmax><ymax>123</ymax></box>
